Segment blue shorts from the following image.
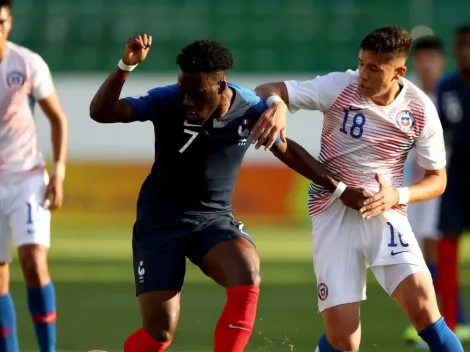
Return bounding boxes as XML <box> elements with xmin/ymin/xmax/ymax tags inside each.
<box><xmin>132</xmin><ymin>213</ymin><xmax>253</xmax><ymax>295</ymax></box>
<box><xmin>438</xmin><ymin>175</ymin><xmax>470</xmax><ymax>236</ymax></box>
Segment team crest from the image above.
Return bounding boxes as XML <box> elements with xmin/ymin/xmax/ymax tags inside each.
<box><xmin>317</xmin><ymin>283</ymin><xmax>328</xmax><ymax>301</ymax></box>
<box><xmin>238</xmin><ymin>119</ymin><xmax>250</xmax><ymax>146</ymax></box>
<box><xmin>395</xmin><ymin>111</ymin><xmax>414</xmax><ymax>132</ymax></box>
<box><xmin>6</xmin><ymin>71</ymin><xmax>25</xmax><ymax>90</ymax></box>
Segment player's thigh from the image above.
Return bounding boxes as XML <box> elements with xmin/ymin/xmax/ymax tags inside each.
<box><xmin>8</xmin><ymin>173</ymin><xmax>51</xmax><ymax>249</ymax></box>
<box><xmin>438</xmin><ymin>178</ymin><xmax>465</xmax><ymax>237</ymax></box>
<box><xmin>312</xmin><ymin>199</ymin><xmax>367</xmax><ymax>314</ymax></box>
<box><xmin>132</xmin><ymin>221</ymin><xmax>188</xmax><ymax>295</ymax></box>
<box><xmin>0</xmin><ymin>207</ymin><xmax>12</xmax><ymax>265</ymax></box>
<box><xmin>189</xmin><ymin>214</ymin><xmax>260</xmax><ymax>288</ymax></box>
<box><xmin>384</xmin><ymin>265</ymin><xmax>439</xmax><ymax>331</ymax></box>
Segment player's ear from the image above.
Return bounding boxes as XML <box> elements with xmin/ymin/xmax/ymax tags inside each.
<box><xmin>218</xmin><ymin>80</ymin><xmax>227</xmax><ymax>94</ymax></box>
<box><xmin>395</xmin><ymin>66</ymin><xmax>407</xmax><ymax>80</ymax></box>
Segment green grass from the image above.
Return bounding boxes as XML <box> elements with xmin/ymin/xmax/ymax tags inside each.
<box><xmin>8</xmin><ymin>218</ymin><xmax>470</xmax><ymax>352</ymax></box>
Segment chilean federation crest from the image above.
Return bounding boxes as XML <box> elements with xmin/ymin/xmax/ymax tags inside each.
<box><xmin>6</xmin><ymin>71</ymin><xmax>26</xmax><ymax>90</ymax></box>
<box><xmin>395</xmin><ymin>110</ymin><xmax>414</xmax><ymax>132</ymax></box>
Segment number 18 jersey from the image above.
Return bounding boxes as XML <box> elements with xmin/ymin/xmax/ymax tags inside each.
<box><xmin>284</xmin><ymin>69</ymin><xmax>446</xmax><ymax>216</ymax></box>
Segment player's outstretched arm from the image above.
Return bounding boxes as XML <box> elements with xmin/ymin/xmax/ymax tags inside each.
<box><xmin>271</xmin><ymin>138</ymin><xmax>370</xmax><ymax>210</ymax></box>
<box><xmin>89</xmin><ymin>34</ymin><xmax>152</xmax><ymax>123</ymax></box>
<box><xmin>361</xmin><ymin>102</ymin><xmax>448</xmax><ymax>219</ymax></box>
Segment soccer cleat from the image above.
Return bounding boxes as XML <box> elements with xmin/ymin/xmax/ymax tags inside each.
<box><xmin>455</xmin><ymin>324</ymin><xmax>470</xmax><ymax>342</ymax></box>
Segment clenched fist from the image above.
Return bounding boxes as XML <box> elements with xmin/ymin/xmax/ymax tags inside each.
<box><xmin>122</xmin><ymin>33</ymin><xmax>152</xmax><ymax>66</ymax></box>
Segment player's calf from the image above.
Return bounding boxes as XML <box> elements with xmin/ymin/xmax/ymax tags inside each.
<box><xmin>125</xmin><ymin>290</ymin><xmax>181</xmax><ymax>352</ymax></box>
<box><xmin>202</xmin><ymin>237</ymin><xmax>261</xmax><ymax>352</ymax></box>
<box><xmin>393</xmin><ymin>272</ymin><xmax>463</xmax><ymax>351</ymax></box>
<box><xmin>0</xmin><ymin>262</ymin><xmax>19</xmax><ymax>352</ymax></box>
<box><xmin>18</xmin><ymin>245</ymin><xmax>56</xmax><ymax>352</ymax></box>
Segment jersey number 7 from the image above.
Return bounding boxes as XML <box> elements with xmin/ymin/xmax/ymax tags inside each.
<box><xmin>179</xmin><ymin>129</ymin><xmax>199</xmax><ymax>153</ymax></box>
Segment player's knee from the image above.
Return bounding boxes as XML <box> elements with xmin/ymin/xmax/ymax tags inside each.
<box><xmin>18</xmin><ymin>245</ymin><xmax>50</xmax><ymax>287</ymax></box>
<box><xmin>0</xmin><ymin>262</ymin><xmax>9</xmax><ymax>295</ymax></box>
<box><xmin>326</xmin><ymin>332</ymin><xmax>360</xmax><ymax>351</ymax></box>
<box><xmin>394</xmin><ymin>273</ymin><xmax>440</xmax><ymax>330</ymax></box>
<box><xmin>143</xmin><ymin>323</ymin><xmax>174</xmax><ymax>343</ymax></box>
<box><xmin>322</xmin><ymin>304</ymin><xmax>361</xmax><ymax>351</ymax></box>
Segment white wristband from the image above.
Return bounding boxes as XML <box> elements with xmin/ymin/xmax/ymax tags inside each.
<box><xmin>397</xmin><ymin>187</ymin><xmax>410</xmax><ymax>205</ymax></box>
<box><xmin>52</xmin><ymin>162</ymin><xmax>66</xmax><ymax>180</ymax></box>
<box><xmin>332</xmin><ymin>181</ymin><xmax>347</xmax><ymax>198</ymax></box>
<box><xmin>266</xmin><ymin>95</ymin><xmax>283</xmax><ymax>107</ymax></box>
<box><xmin>118</xmin><ymin>59</ymin><xmax>138</xmax><ymax>72</ymax></box>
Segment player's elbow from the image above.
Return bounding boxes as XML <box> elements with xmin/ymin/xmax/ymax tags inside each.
<box><xmin>89</xmin><ymin>104</ymin><xmax>111</xmax><ymax>123</ymax></box>
<box><xmin>426</xmin><ymin>168</ymin><xmax>447</xmax><ymax>197</ymax></box>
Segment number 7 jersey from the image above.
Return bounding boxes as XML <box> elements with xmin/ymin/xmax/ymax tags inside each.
<box><xmin>284</xmin><ymin>69</ymin><xmax>446</xmax><ymax>216</ymax></box>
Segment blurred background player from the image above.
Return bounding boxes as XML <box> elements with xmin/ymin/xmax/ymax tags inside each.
<box><xmin>0</xmin><ymin>0</ymin><xmax>68</xmax><ymax>351</ymax></box>
<box><xmin>437</xmin><ymin>23</ymin><xmax>470</xmax><ymax>340</ymax></box>
<box><xmin>89</xmin><ymin>34</ymin><xmax>353</xmax><ymax>352</ymax></box>
<box><xmin>404</xmin><ymin>33</ymin><xmax>470</xmax><ymax>347</ymax></box>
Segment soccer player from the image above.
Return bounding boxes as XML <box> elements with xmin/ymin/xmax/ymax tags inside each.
<box><xmin>254</xmin><ymin>26</ymin><xmax>463</xmax><ymax>352</ymax></box>
<box><xmin>89</xmin><ymin>34</ymin><xmax>367</xmax><ymax>352</ymax></box>
<box><xmin>436</xmin><ymin>24</ymin><xmax>470</xmax><ymax>338</ymax></box>
<box><xmin>402</xmin><ymin>34</ymin><xmax>452</xmax><ymax>346</ymax></box>
<box><xmin>0</xmin><ymin>0</ymin><xmax>68</xmax><ymax>351</ymax></box>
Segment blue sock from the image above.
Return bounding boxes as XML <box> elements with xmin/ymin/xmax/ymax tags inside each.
<box><xmin>27</xmin><ymin>282</ymin><xmax>57</xmax><ymax>352</ymax></box>
<box><xmin>317</xmin><ymin>334</ymin><xmax>359</xmax><ymax>352</ymax></box>
<box><xmin>418</xmin><ymin>317</ymin><xmax>463</xmax><ymax>352</ymax></box>
<box><xmin>0</xmin><ymin>293</ymin><xmax>19</xmax><ymax>352</ymax></box>
<box><xmin>427</xmin><ymin>262</ymin><xmax>437</xmax><ymax>284</ymax></box>
<box><xmin>457</xmin><ymin>291</ymin><xmax>467</xmax><ymax>325</ymax></box>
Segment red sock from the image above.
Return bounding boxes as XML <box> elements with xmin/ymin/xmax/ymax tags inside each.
<box><xmin>124</xmin><ymin>328</ymin><xmax>172</xmax><ymax>352</ymax></box>
<box><xmin>437</xmin><ymin>238</ymin><xmax>458</xmax><ymax>330</ymax></box>
<box><xmin>214</xmin><ymin>285</ymin><xmax>259</xmax><ymax>352</ymax></box>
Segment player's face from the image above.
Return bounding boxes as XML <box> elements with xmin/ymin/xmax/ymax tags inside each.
<box><xmin>178</xmin><ymin>70</ymin><xmax>225</xmax><ymax>120</ymax></box>
<box><xmin>0</xmin><ymin>6</ymin><xmax>12</xmax><ymax>44</ymax></box>
<box><xmin>412</xmin><ymin>49</ymin><xmax>445</xmax><ymax>82</ymax></box>
<box><xmin>455</xmin><ymin>33</ymin><xmax>470</xmax><ymax>71</ymax></box>
<box><xmin>357</xmin><ymin>50</ymin><xmax>407</xmax><ymax>98</ymax></box>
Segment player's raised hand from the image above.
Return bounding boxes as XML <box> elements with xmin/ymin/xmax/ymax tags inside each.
<box><xmin>251</xmin><ymin>101</ymin><xmax>288</xmax><ymax>151</ymax></box>
<box><xmin>339</xmin><ymin>187</ymin><xmax>370</xmax><ymax>210</ymax></box>
<box><xmin>360</xmin><ymin>173</ymin><xmax>399</xmax><ymax>219</ymax></box>
<box><xmin>123</xmin><ymin>33</ymin><xmax>152</xmax><ymax>65</ymax></box>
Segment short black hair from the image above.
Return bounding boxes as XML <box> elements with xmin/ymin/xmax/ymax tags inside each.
<box><xmin>360</xmin><ymin>26</ymin><xmax>412</xmax><ymax>59</ymax></box>
<box><xmin>455</xmin><ymin>24</ymin><xmax>470</xmax><ymax>37</ymax></box>
<box><xmin>176</xmin><ymin>40</ymin><xmax>235</xmax><ymax>74</ymax></box>
<box><xmin>412</xmin><ymin>35</ymin><xmax>444</xmax><ymax>54</ymax></box>
<box><xmin>0</xmin><ymin>0</ymin><xmax>12</xmax><ymax>7</ymax></box>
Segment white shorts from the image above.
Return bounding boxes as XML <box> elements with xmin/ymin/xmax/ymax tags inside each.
<box><xmin>312</xmin><ymin>199</ymin><xmax>429</xmax><ymax>312</ymax></box>
<box><xmin>0</xmin><ymin>172</ymin><xmax>51</xmax><ymax>262</ymax></box>
<box><xmin>407</xmin><ymin>197</ymin><xmax>440</xmax><ymax>240</ymax></box>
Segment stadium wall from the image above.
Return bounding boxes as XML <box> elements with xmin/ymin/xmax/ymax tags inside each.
<box><xmin>37</xmin><ymin>74</ymin><xmax>323</xmax><ymax>223</ymax></box>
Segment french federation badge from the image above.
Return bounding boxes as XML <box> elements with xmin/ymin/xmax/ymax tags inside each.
<box><xmin>395</xmin><ymin>110</ymin><xmax>414</xmax><ymax>132</ymax></box>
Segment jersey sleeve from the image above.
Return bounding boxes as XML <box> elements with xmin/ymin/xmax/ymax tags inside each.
<box><xmin>414</xmin><ymin>100</ymin><xmax>447</xmax><ymax>170</ymax></box>
<box><xmin>283</xmin><ymin>70</ymin><xmax>356</xmax><ymax>113</ymax></box>
<box><xmin>30</xmin><ymin>53</ymin><xmax>55</xmax><ymax>101</ymax></box>
<box><xmin>122</xmin><ymin>84</ymin><xmax>179</xmax><ymax>122</ymax></box>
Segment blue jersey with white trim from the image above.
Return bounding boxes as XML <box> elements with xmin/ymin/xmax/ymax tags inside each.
<box><xmin>123</xmin><ymin>83</ymin><xmax>278</xmax><ymax>223</ymax></box>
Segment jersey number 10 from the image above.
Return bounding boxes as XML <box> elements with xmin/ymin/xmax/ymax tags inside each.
<box><xmin>340</xmin><ymin>110</ymin><xmax>367</xmax><ymax>139</ymax></box>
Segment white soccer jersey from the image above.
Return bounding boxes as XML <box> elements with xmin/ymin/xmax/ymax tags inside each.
<box><xmin>0</xmin><ymin>41</ymin><xmax>55</xmax><ymax>186</ymax></box>
<box><xmin>285</xmin><ymin>70</ymin><xmax>446</xmax><ymax>216</ymax></box>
